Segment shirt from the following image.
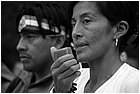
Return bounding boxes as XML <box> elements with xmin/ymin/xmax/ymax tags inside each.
<box><xmin>74</xmin><ymin>63</ymin><xmax>139</xmax><ymax>93</ymax></box>
<box><xmin>5</xmin><ymin>70</ymin><xmax>54</xmax><ymax>93</ymax></box>
<box><xmin>1</xmin><ymin>62</ymin><xmax>16</xmax><ymax>92</ymax></box>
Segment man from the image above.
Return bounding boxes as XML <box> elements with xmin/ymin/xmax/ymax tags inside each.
<box><xmin>5</xmin><ymin>2</ymin><xmax>71</xmax><ymax>93</ymax></box>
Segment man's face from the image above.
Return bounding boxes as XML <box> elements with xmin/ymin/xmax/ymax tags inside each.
<box><xmin>17</xmin><ymin>28</ymin><xmax>55</xmax><ymax>72</ymax></box>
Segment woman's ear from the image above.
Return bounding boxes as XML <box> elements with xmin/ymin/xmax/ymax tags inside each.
<box><xmin>54</xmin><ymin>35</ymin><xmax>66</xmax><ymax>49</ymax></box>
<box><xmin>113</xmin><ymin>21</ymin><xmax>129</xmax><ymax>39</ymax></box>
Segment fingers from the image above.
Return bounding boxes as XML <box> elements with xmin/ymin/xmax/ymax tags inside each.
<box><xmin>59</xmin><ymin>64</ymin><xmax>80</xmax><ymax>78</ymax></box>
<box><xmin>50</xmin><ymin>47</ymin><xmax>80</xmax><ymax>93</ymax></box>
<box><xmin>65</xmin><ymin>71</ymin><xmax>81</xmax><ymax>82</ymax></box>
<box><xmin>52</xmin><ymin>63</ymin><xmax>80</xmax><ymax>82</ymax></box>
<box><xmin>52</xmin><ymin>59</ymin><xmax>77</xmax><ymax>74</ymax></box>
<box><xmin>51</xmin><ymin>54</ymin><xmax>74</xmax><ymax>69</ymax></box>
<box><xmin>50</xmin><ymin>47</ymin><xmax>57</xmax><ymax>61</ymax></box>
<box><xmin>54</xmin><ymin>70</ymin><xmax>81</xmax><ymax>93</ymax></box>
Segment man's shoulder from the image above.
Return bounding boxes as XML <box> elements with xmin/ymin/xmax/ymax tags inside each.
<box><xmin>5</xmin><ymin>70</ymin><xmax>33</xmax><ymax>93</ymax></box>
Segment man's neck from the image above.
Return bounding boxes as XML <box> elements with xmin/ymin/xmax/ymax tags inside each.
<box><xmin>34</xmin><ymin>69</ymin><xmax>51</xmax><ymax>83</ymax></box>
<box><xmin>34</xmin><ymin>60</ymin><xmax>53</xmax><ymax>82</ymax></box>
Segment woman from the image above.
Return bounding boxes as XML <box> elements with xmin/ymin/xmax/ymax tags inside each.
<box><xmin>51</xmin><ymin>1</ymin><xmax>139</xmax><ymax>93</ymax></box>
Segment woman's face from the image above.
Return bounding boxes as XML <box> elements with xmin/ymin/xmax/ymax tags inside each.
<box><xmin>72</xmin><ymin>1</ymin><xmax>115</xmax><ymax>63</ymax></box>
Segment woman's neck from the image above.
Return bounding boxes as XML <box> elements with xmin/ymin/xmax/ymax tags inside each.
<box><xmin>85</xmin><ymin>48</ymin><xmax>123</xmax><ymax>93</ymax></box>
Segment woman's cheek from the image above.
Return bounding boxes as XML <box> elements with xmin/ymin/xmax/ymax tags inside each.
<box><xmin>87</xmin><ymin>29</ymin><xmax>102</xmax><ymax>47</ymax></box>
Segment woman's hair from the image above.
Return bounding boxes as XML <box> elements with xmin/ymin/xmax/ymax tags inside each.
<box><xmin>68</xmin><ymin>1</ymin><xmax>138</xmax><ymax>52</ymax></box>
<box><xmin>16</xmin><ymin>2</ymin><xmax>72</xmax><ymax>47</ymax></box>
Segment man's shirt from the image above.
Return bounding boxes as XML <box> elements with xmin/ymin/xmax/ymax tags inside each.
<box><xmin>6</xmin><ymin>70</ymin><xmax>54</xmax><ymax>93</ymax></box>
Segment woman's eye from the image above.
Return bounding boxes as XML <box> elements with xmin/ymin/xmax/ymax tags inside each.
<box><xmin>72</xmin><ymin>23</ymin><xmax>76</xmax><ymax>28</ymax></box>
<box><xmin>83</xmin><ymin>19</ymin><xmax>92</xmax><ymax>25</ymax></box>
<box><xmin>71</xmin><ymin>19</ymin><xmax>76</xmax><ymax>28</ymax></box>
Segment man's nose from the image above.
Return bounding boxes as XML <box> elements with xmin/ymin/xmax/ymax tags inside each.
<box><xmin>16</xmin><ymin>38</ymin><xmax>27</xmax><ymax>52</ymax></box>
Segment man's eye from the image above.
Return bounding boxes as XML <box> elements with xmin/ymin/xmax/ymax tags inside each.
<box><xmin>26</xmin><ymin>35</ymin><xmax>36</xmax><ymax>40</ymax></box>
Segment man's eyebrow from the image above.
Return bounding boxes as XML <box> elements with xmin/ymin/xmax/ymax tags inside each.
<box><xmin>19</xmin><ymin>29</ymin><xmax>40</xmax><ymax>35</ymax></box>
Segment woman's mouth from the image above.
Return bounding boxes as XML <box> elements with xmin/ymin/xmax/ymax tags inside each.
<box><xmin>74</xmin><ymin>42</ymin><xmax>89</xmax><ymax>49</ymax></box>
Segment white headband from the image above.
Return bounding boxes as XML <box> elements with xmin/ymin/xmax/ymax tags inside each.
<box><xmin>18</xmin><ymin>15</ymin><xmax>65</xmax><ymax>35</ymax></box>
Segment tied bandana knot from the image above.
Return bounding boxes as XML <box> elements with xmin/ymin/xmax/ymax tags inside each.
<box><xmin>18</xmin><ymin>15</ymin><xmax>65</xmax><ymax>35</ymax></box>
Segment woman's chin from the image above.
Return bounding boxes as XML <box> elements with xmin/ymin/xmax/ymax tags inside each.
<box><xmin>77</xmin><ymin>55</ymin><xmax>87</xmax><ymax>62</ymax></box>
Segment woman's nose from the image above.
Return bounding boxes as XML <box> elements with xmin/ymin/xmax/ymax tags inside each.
<box><xmin>16</xmin><ymin>38</ymin><xmax>27</xmax><ymax>52</ymax></box>
<box><xmin>72</xmin><ymin>33</ymin><xmax>83</xmax><ymax>40</ymax></box>
<box><xmin>72</xmin><ymin>24</ymin><xmax>83</xmax><ymax>40</ymax></box>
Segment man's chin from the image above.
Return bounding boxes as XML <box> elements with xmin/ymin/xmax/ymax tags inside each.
<box><xmin>24</xmin><ymin>67</ymin><xmax>31</xmax><ymax>72</ymax></box>
<box><xmin>23</xmin><ymin>64</ymin><xmax>33</xmax><ymax>72</ymax></box>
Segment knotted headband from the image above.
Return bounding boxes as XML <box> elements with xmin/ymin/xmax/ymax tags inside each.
<box><xmin>18</xmin><ymin>15</ymin><xmax>65</xmax><ymax>35</ymax></box>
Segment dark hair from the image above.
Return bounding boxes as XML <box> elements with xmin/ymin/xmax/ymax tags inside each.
<box><xmin>69</xmin><ymin>1</ymin><xmax>138</xmax><ymax>52</ymax></box>
<box><xmin>16</xmin><ymin>2</ymin><xmax>72</xmax><ymax>47</ymax></box>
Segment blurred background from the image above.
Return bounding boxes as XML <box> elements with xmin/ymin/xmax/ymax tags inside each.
<box><xmin>1</xmin><ymin>1</ymin><xmax>139</xmax><ymax>80</ymax></box>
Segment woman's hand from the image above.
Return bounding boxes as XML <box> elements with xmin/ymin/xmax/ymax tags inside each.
<box><xmin>50</xmin><ymin>47</ymin><xmax>81</xmax><ymax>93</ymax></box>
